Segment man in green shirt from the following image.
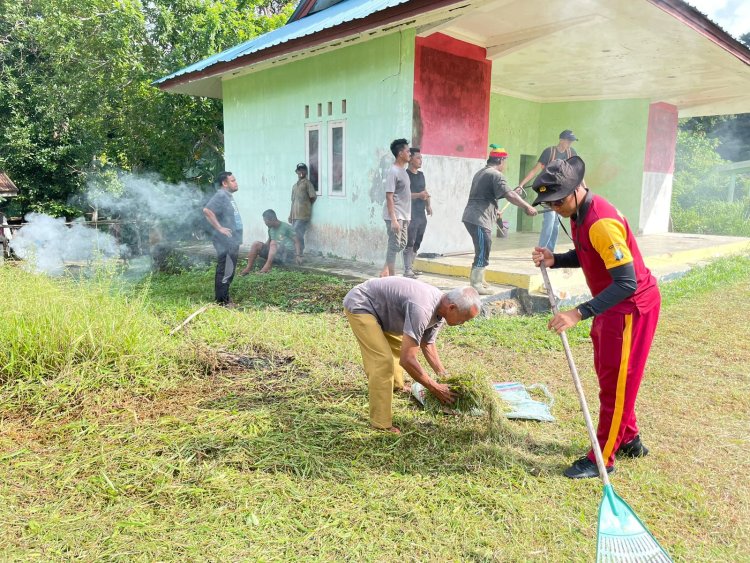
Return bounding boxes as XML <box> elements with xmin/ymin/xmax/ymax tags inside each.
<box><xmin>288</xmin><ymin>163</ymin><xmax>317</xmax><ymax>256</ymax></box>
<box><xmin>240</xmin><ymin>209</ymin><xmax>302</xmax><ymax>275</ymax></box>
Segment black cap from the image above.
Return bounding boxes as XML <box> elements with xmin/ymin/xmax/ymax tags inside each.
<box><xmin>531</xmin><ymin>156</ymin><xmax>586</xmax><ymax>206</ymax></box>
<box><xmin>295</xmin><ymin>162</ymin><xmax>308</xmax><ymax>171</ymax></box>
<box><xmin>559</xmin><ymin>130</ymin><xmax>578</xmax><ymax>141</ymax></box>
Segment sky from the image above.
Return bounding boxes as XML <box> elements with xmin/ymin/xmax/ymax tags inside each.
<box><xmin>685</xmin><ymin>0</ymin><xmax>750</xmax><ymax>40</ymax></box>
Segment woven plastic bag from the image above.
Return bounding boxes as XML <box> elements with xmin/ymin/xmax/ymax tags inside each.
<box><xmin>492</xmin><ymin>382</ymin><xmax>555</xmax><ymax>422</ymax></box>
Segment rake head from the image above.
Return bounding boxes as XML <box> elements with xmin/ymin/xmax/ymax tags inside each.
<box><xmin>596</xmin><ymin>485</ymin><xmax>672</xmax><ymax>562</ymax></box>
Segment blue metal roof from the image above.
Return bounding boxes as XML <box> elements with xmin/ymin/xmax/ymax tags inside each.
<box><xmin>155</xmin><ymin>0</ymin><xmax>411</xmax><ymax>85</ymax></box>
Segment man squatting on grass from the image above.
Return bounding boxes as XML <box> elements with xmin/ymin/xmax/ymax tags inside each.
<box><xmin>241</xmin><ymin>209</ymin><xmax>302</xmax><ymax>275</ymax></box>
<box><xmin>344</xmin><ymin>278</ymin><xmax>481</xmax><ymax>434</ymax></box>
<box><xmin>203</xmin><ymin>171</ymin><xmax>243</xmax><ymax>307</ymax></box>
<box><xmin>531</xmin><ymin>156</ymin><xmax>661</xmax><ymax>479</ymax></box>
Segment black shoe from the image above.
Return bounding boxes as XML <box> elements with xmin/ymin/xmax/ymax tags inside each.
<box><xmin>563</xmin><ymin>456</ymin><xmax>614</xmax><ymax>479</ymax></box>
<box><xmin>617</xmin><ymin>435</ymin><xmax>649</xmax><ymax>458</ymax></box>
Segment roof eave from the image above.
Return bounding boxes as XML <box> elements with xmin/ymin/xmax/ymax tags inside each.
<box><xmin>156</xmin><ymin>0</ymin><xmax>466</xmax><ymax>94</ymax></box>
<box><xmin>647</xmin><ymin>0</ymin><xmax>750</xmax><ymax>66</ymax></box>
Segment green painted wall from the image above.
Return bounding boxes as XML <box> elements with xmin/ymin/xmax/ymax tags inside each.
<box><xmin>489</xmin><ymin>94</ymin><xmax>650</xmax><ymax>233</ymax></box>
<box><xmin>222</xmin><ymin>30</ymin><xmax>415</xmax><ymax>259</ymax></box>
<box><xmin>539</xmin><ymin>99</ymin><xmax>650</xmax><ymax>231</ymax></box>
<box><xmin>488</xmin><ymin>94</ymin><xmax>541</xmax><ymax>233</ymax></box>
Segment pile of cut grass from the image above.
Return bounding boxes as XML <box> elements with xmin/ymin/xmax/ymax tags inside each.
<box><xmin>423</xmin><ymin>370</ymin><xmax>507</xmax><ymax>429</ymax></box>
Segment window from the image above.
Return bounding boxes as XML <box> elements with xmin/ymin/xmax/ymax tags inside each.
<box><xmin>305</xmin><ymin>123</ymin><xmax>321</xmax><ymax>195</ymax></box>
<box><xmin>328</xmin><ymin>120</ymin><xmax>345</xmax><ymax>196</ymax></box>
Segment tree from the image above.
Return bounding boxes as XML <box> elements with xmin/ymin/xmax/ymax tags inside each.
<box><xmin>0</xmin><ymin>0</ymin><xmax>295</xmax><ymax>217</ymax></box>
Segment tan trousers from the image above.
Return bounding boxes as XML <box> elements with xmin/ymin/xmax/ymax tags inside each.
<box><xmin>345</xmin><ymin>309</ymin><xmax>405</xmax><ymax>429</ymax></box>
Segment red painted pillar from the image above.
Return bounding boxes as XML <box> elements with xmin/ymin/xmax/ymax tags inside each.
<box><xmin>413</xmin><ymin>34</ymin><xmax>491</xmax><ymax>158</ymax></box>
<box><xmin>640</xmin><ymin>102</ymin><xmax>678</xmax><ymax>233</ymax></box>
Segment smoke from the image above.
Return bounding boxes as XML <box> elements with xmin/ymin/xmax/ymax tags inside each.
<box><xmin>10</xmin><ymin>213</ymin><xmax>127</xmax><ymax>275</ymax></box>
<box><xmin>9</xmin><ymin>172</ymin><xmax>213</xmax><ymax>276</ymax></box>
<box><xmin>87</xmin><ymin>172</ymin><xmax>208</xmax><ymax>226</ymax></box>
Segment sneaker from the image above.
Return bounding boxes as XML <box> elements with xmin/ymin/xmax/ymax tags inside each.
<box><xmin>563</xmin><ymin>456</ymin><xmax>614</xmax><ymax>479</ymax></box>
<box><xmin>403</xmin><ymin>269</ymin><xmax>418</xmax><ymax>279</ymax></box>
<box><xmin>617</xmin><ymin>435</ymin><xmax>649</xmax><ymax>458</ymax></box>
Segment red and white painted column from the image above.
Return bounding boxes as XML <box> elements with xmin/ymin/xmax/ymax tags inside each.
<box><xmin>639</xmin><ymin>102</ymin><xmax>678</xmax><ymax>234</ymax></box>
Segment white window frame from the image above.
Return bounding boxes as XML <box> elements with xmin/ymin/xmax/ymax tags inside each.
<box><xmin>305</xmin><ymin>123</ymin><xmax>322</xmax><ymax>196</ymax></box>
<box><xmin>327</xmin><ymin>119</ymin><xmax>346</xmax><ymax>197</ymax></box>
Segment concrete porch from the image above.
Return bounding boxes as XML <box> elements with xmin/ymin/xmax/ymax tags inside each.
<box><xmin>413</xmin><ymin>231</ymin><xmax>750</xmax><ymax>304</ymax></box>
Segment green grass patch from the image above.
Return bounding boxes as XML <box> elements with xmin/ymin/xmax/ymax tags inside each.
<box><xmin>1</xmin><ymin>257</ymin><xmax>749</xmax><ymax>560</ymax></box>
<box><xmin>659</xmin><ymin>253</ymin><xmax>750</xmax><ymax>305</ymax></box>
<box><xmin>144</xmin><ymin>267</ymin><xmax>351</xmax><ymax>314</ymax></box>
<box><xmin>0</xmin><ymin>265</ymin><xmax>201</xmax><ymax>415</ymax></box>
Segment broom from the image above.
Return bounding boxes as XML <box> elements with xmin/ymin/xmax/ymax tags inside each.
<box><xmin>539</xmin><ymin>263</ymin><xmax>672</xmax><ymax>562</ymax></box>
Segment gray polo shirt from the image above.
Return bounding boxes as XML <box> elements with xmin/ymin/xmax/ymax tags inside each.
<box><xmin>382</xmin><ymin>164</ymin><xmax>411</xmax><ymax>221</ymax></box>
<box><xmin>343</xmin><ymin>278</ymin><xmax>445</xmax><ymax>344</ymax></box>
<box><xmin>461</xmin><ymin>166</ymin><xmax>511</xmax><ymax>231</ymax></box>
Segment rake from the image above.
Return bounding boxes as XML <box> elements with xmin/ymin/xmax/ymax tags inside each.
<box><xmin>539</xmin><ymin>263</ymin><xmax>672</xmax><ymax>562</ymax></box>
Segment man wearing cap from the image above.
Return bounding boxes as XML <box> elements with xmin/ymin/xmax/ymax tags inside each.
<box><xmin>344</xmin><ymin>279</ymin><xmax>482</xmax><ymax>434</ymax></box>
<box><xmin>530</xmin><ymin>156</ymin><xmax>661</xmax><ymax>479</ymax></box>
<box><xmin>288</xmin><ymin>163</ymin><xmax>317</xmax><ymax>257</ymax></box>
<box><xmin>518</xmin><ymin>130</ymin><xmax>581</xmax><ymax>252</ymax></box>
<box><xmin>380</xmin><ymin>138</ymin><xmax>411</xmax><ymax>277</ymax></box>
<box><xmin>462</xmin><ymin>146</ymin><xmax>537</xmax><ymax>295</ymax></box>
<box><xmin>203</xmin><ymin>171</ymin><xmax>243</xmax><ymax>307</ymax></box>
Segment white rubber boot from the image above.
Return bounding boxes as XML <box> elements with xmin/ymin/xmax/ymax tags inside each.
<box><xmin>403</xmin><ymin>249</ymin><xmax>417</xmax><ymax>278</ymax></box>
<box><xmin>470</xmin><ymin>268</ymin><xmax>493</xmax><ymax>295</ymax></box>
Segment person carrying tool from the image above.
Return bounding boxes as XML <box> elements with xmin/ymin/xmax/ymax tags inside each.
<box><xmin>343</xmin><ymin>278</ymin><xmax>481</xmax><ymax>434</ymax></box>
<box><xmin>462</xmin><ymin>146</ymin><xmax>537</xmax><ymax>295</ymax></box>
<box><xmin>530</xmin><ymin>156</ymin><xmax>661</xmax><ymax>479</ymax></box>
<box><xmin>518</xmin><ymin>130</ymin><xmax>582</xmax><ymax>252</ymax></box>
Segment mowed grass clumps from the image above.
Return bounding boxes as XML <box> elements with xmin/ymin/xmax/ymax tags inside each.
<box><xmin>0</xmin><ymin>265</ymin><xmax>197</xmax><ymax>412</ymax></box>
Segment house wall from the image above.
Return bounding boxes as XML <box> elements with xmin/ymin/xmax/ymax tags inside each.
<box><xmin>416</xmin><ymin>94</ymin><xmax>653</xmax><ymax>255</ymax></box>
<box><xmin>487</xmin><ymin>94</ymin><xmax>651</xmax><ymax>236</ymax></box>
<box><xmin>413</xmin><ymin>33</ymin><xmax>491</xmax><ymax>159</ymax></box>
<box><xmin>538</xmin><ymin>99</ymin><xmax>651</xmax><ymax>232</ymax></box>
<box><xmin>222</xmin><ymin>31</ymin><xmax>415</xmax><ymax>261</ymax></box>
<box><xmin>410</xmin><ymin>34</ymin><xmax>493</xmax><ymax>257</ymax></box>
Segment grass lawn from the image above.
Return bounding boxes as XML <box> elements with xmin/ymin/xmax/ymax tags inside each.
<box><xmin>1</xmin><ymin>257</ymin><xmax>749</xmax><ymax>561</ymax></box>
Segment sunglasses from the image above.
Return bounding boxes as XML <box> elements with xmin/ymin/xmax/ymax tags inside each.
<box><xmin>542</xmin><ymin>195</ymin><xmax>569</xmax><ymax>208</ymax></box>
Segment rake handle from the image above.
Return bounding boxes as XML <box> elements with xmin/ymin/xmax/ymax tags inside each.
<box><xmin>539</xmin><ymin>263</ymin><xmax>611</xmax><ymax>486</ymax></box>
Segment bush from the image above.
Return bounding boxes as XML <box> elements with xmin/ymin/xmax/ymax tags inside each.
<box><xmin>672</xmin><ymin>200</ymin><xmax>750</xmax><ymax>237</ymax></box>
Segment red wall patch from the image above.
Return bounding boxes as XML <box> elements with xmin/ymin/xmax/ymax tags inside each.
<box><xmin>644</xmin><ymin>102</ymin><xmax>678</xmax><ymax>174</ymax></box>
<box><xmin>413</xmin><ymin>34</ymin><xmax>491</xmax><ymax>158</ymax></box>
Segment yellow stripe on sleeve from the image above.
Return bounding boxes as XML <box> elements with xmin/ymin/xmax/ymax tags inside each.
<box><xmin>588</xmin><ymin>218</ymin><xmax>633</xmax><ymax>269</ymax></box>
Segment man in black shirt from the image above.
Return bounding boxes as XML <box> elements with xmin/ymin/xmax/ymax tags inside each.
<box><xmin>517</xmin><ymin>130</ymin><xmax>581</xmax><ymax>251</ymax></box>
<box><xmin>404</xmin><ymin>148</ymin><xmax>430</xmax><ymax>278</ymax></box>
<box><xmin>203</xmin><ymin>171</ymin><xmax>243</xmax><ymax>307</ymax></box>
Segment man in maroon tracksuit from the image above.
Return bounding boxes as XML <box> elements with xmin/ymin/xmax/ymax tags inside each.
<box><xmin>531</xmin><ymin>156</ymin><xmax>661</xmax><ymax>479</ymax></box>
